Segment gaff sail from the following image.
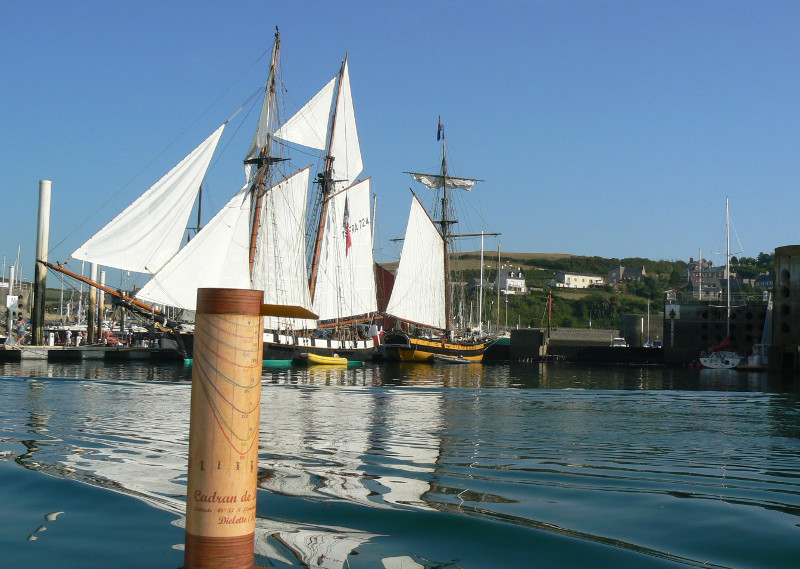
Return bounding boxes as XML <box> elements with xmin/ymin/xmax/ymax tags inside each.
<box><xmin>311</xmin><ymin>178</ymin><xmax>377</xmax><ymax>322</ymax></box>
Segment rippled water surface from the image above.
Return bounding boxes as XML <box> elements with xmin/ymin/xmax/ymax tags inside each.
<box><xmin>1</xmin><ymin>361</ymin><xmax>799</xmax><ymax>568</ymax></box>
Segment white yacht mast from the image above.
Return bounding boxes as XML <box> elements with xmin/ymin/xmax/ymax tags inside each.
<box><xmin>726</xmin><ymin>196</ymin><xmax>731</xmax><ymax>336</ymax></box>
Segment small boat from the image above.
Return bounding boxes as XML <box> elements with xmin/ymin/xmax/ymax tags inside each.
<box><xmin>298</xmin><ymin>352</ymin><xmax>348</xmax><ymax>366</ymax></box>
<box><xmin>699</xmin><ymin>350</ymin><xmax>741</xmax><ymax>370</ymax></box>
<box><xmin>432</xmin><ymin>354</ymin><xmax>471</xmax><ymax>364</ymax></box>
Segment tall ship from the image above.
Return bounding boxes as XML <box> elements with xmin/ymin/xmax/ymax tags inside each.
<box><xmin>49</xmin><ymin>30</ymin><xmax>380</xmax><ymax>361</ymax></box>
<box><xmin>381</xmin><ymin>119</ymin><xmax>492</xmax><ymax>362</ymax></box>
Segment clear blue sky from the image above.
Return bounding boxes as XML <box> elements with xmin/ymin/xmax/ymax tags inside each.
<box><xmin>3</xmin><ymin>1</ymin><xmax>800</xmax><ymax>287</ymax></box>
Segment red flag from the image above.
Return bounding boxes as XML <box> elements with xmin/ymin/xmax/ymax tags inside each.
<box><xmin>343</xmin><ymin>196</ymin><xmax>352</xmax><ymax>256</ymax></box>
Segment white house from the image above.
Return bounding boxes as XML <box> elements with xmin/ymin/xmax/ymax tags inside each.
<box><xmin>497</xmin><ymin>266</ymin><xmax>527</xmax><ymax>295</ymax></box>
<box><xmin>550</xmin><ymin>271</ymin><xmax>604</xmax><ymax>289</ymax></box>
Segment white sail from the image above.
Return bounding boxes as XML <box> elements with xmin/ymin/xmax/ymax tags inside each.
<box><xmin>251</xmin><ymin>167</ymin><xmax>315</xmax><ymax>329</ymax></box>
<box><xmin>276</xmin><ymin>60</ymin><xmax>363</xmax><ymax>188</ymax></box>
<box><xmin>329</xmin><ymin>60</ymin><xmax>363</xmax><ymax>187</ymax></box>
<box><xmin>274</xmin><ymin>77</ymin><xmax>335</xmax><ymax>151</ymax></box>
<box><xmin>72</xmin><ymin>124</ymin><xmax>225</xmax><ymax>273</ymax></box>
<box><xmin>385</xmin><ymin>195</ymin><xmax>446</xmax><ymax>330</ymax></box>
<box><xmin>311</xmin><ymin>179</ymin><xmax>376</xmax><ymax>322</ymax></box>
<box><xmin>410</xmin><ymin>172</ymin><xmax>476</xmax><ymax>191</ymax></box>
<box><xmin>135</xmin><ymin>183</ymin><xmax>253</xmax><ymax>310</ymax></box>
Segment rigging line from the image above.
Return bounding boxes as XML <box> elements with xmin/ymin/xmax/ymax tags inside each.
<box><xmin>48</xmin><ymin>53</ymin><xmax>271</xmax><ymax>259</ymax></box>
<box><xmin>729</xmin><ymin>216</ymin><xmax>745</xmax><ymax>257</ymax></box>
<box><xmin>201</xmin><ymin>95</ymin><xmax>262</xmax><ymax>218</ymax></box>
<box><xmin>275</xmin><ymin>139</ymin><xmax>321</xmax><ymax>162</ymax></box>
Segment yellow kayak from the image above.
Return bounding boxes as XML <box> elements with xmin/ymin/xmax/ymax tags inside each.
<box><xmin>298</xmin><ymin>352</ymin><xmax>348</xmax><ymax>366</ymax></box>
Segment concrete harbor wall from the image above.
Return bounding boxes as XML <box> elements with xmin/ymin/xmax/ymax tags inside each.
<box><xmin>662</xmin><ymin>297</ymin><xmax>768</xmax><ymax>365</ymax></box>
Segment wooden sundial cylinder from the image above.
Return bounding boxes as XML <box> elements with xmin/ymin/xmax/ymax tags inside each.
<box><xmin>183</xmin><ymin>288</ymin><xmax>264</xmax><ymax>569</ymax></box>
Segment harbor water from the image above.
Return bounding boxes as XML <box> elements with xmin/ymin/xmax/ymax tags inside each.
<box><xmin>1</xmin><ymin>360</ymin><xmax>799</xmax><ymax>568</ymax></box>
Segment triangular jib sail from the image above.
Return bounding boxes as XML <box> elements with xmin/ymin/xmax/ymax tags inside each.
<box><xmin>275</xmin><ymin>59</ymin><xmax>363</xmax><ymax>188</ymax></box>
<box><xmin>329</xmin><ymin>59</ymin><xmax>363</xmax><ymax>187</ymax></box>
<box><xmin>274</xmin><ymin>78</ymin><xmax>335</xmax><ymax>151</ymax></box>
<box><xmin>385</xmin><ymin>194</ymin><xmax>446</xmax><ymax>330</ymax></box>
<box><xmin>135</xmin><ymin>182</ymin><xmax>254</xmax><ymax>311</ymax></box>
<box><xmin>72</xmin><ymin>124</ymin><xmax>225</xmax><ymax>274</ymax></box>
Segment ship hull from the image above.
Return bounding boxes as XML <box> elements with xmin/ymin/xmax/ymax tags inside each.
<box><xmin>179</xmin><ymin>331</ymin><xmax>375</xmax><ymax>362</ymax></box>
<box><xmin>381</xmin><ymin>331</ymin><xmax>486</xmax><ymax>362</ymax></box>
<box><xmin>262</xmin><ymin>332</ymin><xmax>376</xmax><ymax>362</ymax></box>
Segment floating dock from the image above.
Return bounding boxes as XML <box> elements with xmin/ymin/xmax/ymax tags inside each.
<box><xmin>0</xmin><ymin>345</ymin><xmax>185</xmax><ymax>363</ymax></box>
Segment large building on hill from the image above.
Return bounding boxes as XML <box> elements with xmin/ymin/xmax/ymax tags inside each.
<box><xmin>549</xmin><ymin>271</ymin><xmax>604</xmax><ymax>289</ymax></box>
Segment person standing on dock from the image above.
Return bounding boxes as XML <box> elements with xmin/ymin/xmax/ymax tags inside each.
<box><xmin>16</xmin><ymin>317</ymin><xmax>26</xmax><ymax>345</ymax></box>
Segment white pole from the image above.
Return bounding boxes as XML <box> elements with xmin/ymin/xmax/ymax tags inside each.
<box><xmin>33</xmin><ymin>180</ymin><xmax>51</xmax><ymax>345</ymax></box>
<box><xmin>641</xmin><ymin>316</ymin><xmax>644</xmax><ymax>347</ymax></box>
<box><xmin>726</xmin><ymin>197</ymin><xmax>731</xmax><ymax>336</ymax></box>
<box><xmin>15</xmin><ymin>245</ymin><xmax>21</xmax><ymax>288</ymax></box>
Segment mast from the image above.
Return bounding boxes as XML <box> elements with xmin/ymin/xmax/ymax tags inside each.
<box><xmin>309</xmin><ymin>55</ymin><xmax>348</xmax><ymax>302</ymax></box>
<box><xmin>438</xmin><ymin>119</ymin><xmax>454</xmax><ymax>335</ymax></box>
<box><xmin>726</xmin><ymin>196</ymin><xmax>731</xmax><ymax>336</ymax></box>
<box><xmin>398</xmin><ymin>118</ymin><xmax>493</xmax><ymax>335</ymax></box>
<box><xmin>247</xmin><ymin>29</ymin><xmax>282</xmax><ymax>277</ymax></box>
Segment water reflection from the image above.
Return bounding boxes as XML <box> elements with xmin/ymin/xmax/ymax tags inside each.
<box><xmin>2</xmin><ymin>359</ymin><xmax>800</xmax><ymax>394</ymax></box>
<box><xmin>0</xmin><ymin>360</ymin><xmax>194</xmax><ymax>382</ymax></box>
<box><xmin>1</xmin><ymin>363</ymin><xmax>800</xmax><ymax>568</ymax></box>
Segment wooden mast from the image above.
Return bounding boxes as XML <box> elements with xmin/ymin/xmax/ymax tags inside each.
<box><xmin>308</xmin><ymin>55</ymin><xmax>347</xmax><ymax>302</ymax></box>
<box><xmin>438</xmin><ymin>119</ymin><xmax>454</xmax><ymax>336</ymax></box>
<box><xmin>247</xmin><ymin>29</ymin><xmax>281</xmax><ymax>277</ymax></box>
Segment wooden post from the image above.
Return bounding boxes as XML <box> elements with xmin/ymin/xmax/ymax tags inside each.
<box><xmin>184</xmin><ymin>288</ymin><xmax>264</xmax><ymax>569</ymax></box>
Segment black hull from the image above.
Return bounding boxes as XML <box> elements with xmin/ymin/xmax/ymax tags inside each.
<box><xmin>262</xmin><ymin>341</ymin><xmax>375</xmax><ymax>362</ymax></box>
<box><xmin>380</xmin><ymin>331</ymin><xmax>487</xmax><ymax>362</ymax></box>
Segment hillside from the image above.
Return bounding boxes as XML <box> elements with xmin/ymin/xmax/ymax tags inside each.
<box><xmin>379</xmin><ymin>251</ymin><xmax>772</xmax><ymax>331</ymax></box>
